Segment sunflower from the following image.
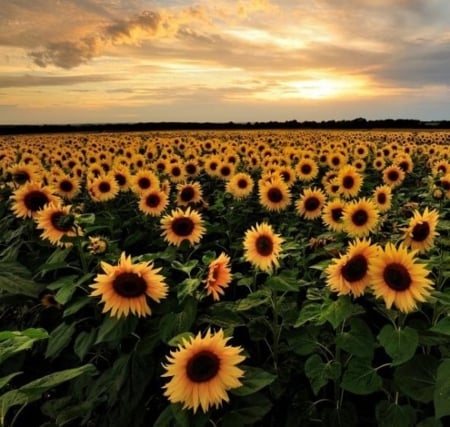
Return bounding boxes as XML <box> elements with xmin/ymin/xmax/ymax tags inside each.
<box><xmin>295</xmin><ymin>158</ymin><xmax>319</xmax><ymax>182</ymax></box>
<box><xmin>217</xmin><ymin>162</ymin><xmax>236</xmax><ymax>181</ymax></box>
<box><xmin>276</xmin><ymin>165</ymin><xmax>297</xmax><ymax>187</ymax></box>
<box><xmin>89</xmin><ymin>252</ymin><xmax>168</xmax><ymax>318</ymax></box>
<box><xmin>167</xmin><ymin>162</ymin><xmax>186</xmax><ymax>183</ymax></box>
<box><xmin>176</xmin><ymin>181</ymin><xmax>203</xmax><ymax>207</ymax></box>
<box><xmin>258</xmin><ymin>177</ymin><xmax>291</xmax><ymax>212</ymax></box>
<box><xmin>183</xmin><ymin>159</ymin><xmax>200</xmax><ymax>178</ymax></box>
<box><xmin>225</xmin><ymin>172</ymin><xmax>255</xmax><ymax>200</ymax></box>
<box><xmin>322</xmin><ymin>198</ymin><xmax>346</xmax><ymax>232</ymax></box>
<box><xmin>372</xmin><ymin>185</ymin><xmax>392</xmax><ymax>212</ymax></box>
<box><xmin>131</xmin><ymin>169</ymin><xmax>160</xmax><ymax>195</ymax></box>
<box><xmin>401</xmin><ymin>207</ymin><xmax>439</xmax><ymax>253</ymax></box>
<box><xmin>162</xmin><ymin>329</ymin><xmax>245</xmax><ymax>413</ymax></box>
<box><xmin>111</xmin><ymin>164</ymin><xmax>132</xmax><ymax>192</ymax></box>
<box><xmin>336</xmin><ymin>165</ymin><xmax>363</xmax><ymax>199</ymax></box>
<box><xmin>138</xmin><ymin>188</ymin><xmax>169</xmax><ymax>217</ymax></box>
<box><xmin>204</xmin><ymin>253</ymin><xmax>232</xmax><ymax>301</ymax></box>
<box><xmin>327</xmin><ymin>151</ymin><xmax>347</xmax><ymax>170</ymax></box>
<box><xmin>382</xmin><ymin>164</ymin><xmax>405</xmax><ymax>188</ymax></box>
<box><xmin>10</xmin><ymin>182</ymin><xmax>60</xmax><ymax>219</ymax></box>
<box><xmin>295</xmin><ymin>187</ymin><xmax>327</xmax><ymax>220</ymax></box>
<box><xmin>87</xmin><ymin>236</ymin><xmax>108</xmax><ymax>255</ymax></box>
<box><xmin>52</xmin><ymin>175</ymin><xmax>81</xmax><ymax>200</ymax></box>
<box><xmin>372</xmin><ymin>156</ymin><xmax>386</xmax><ymax>171</ymax></box>
<box><xmin>88</xmin><ymin>174</ymin><xmax>120</xmax><ymax>202</ymax></box>
<box><xmin>8</xmin><ymin>162</ymin><xmax>41</xmax><ymax>186</ymax></box>
<box><xmin>161</xmin><ymin>207</ymin><xmax>206</xmax><ymax>246</ymax></box>
<box><xmin>369</xmin><ymin>243</ymin><xmax>433</xmax><ymax>313</ymax></box>
<box><xmin>342</xmin><ymin>198</ymin><xmax>379</xmax><ymax>237</ymax></box>
<box><xmin>243</xmin><ymin>222</ymin><xmax>283</xmax><ymax>272</ymax></box>
<box><xmin>35</xmin><ymin>203</ymin><xmax>82</xmax><ymax>247</ymax></box>
<box><xmin>204</xmin><ymin>156</ymin><xmax>222</xmax><ymax>178</ymax></box>
<box><xmin>326</xmin><ymin>238</ymin><xmax>378</xmax><ymax>297</ymax></box>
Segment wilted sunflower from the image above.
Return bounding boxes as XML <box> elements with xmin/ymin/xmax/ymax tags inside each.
<box><xmin>243</xmin><ymin>222</ymin><xmax>284</xmax><ymax>272</ymax></box>
<box><xmin>87</xmin><ymin>236</ymin><xmax>108</xmax><ymax>255</ymax></box>
<box><xmin>382</xmin><ymin>164</ymin><xmax>405</xmax><ymax>188</ymax></box>
<box><xmin>162</xmin><ymin>329</ymin><xmax>245</xmax><ymax>413</ymax></box>
<box><xmin>336</xmin><ymin>165</ymin><xmax>363</xmax><ymax>199</ymax></box>
<box><xmin>342</xmin><ymin>198</ymin><xmax>379</xmax><ymax>237</ymax></box>
<box><xmin>138</xmin><ymin>188</ymin><xmax>168</xmax><ymax>217</ymax></box>
<box><xmin>225</xmin><ymin>172</ymin><xmax>255</xmax><ymax>200</ymax></box>
<box><xmin>295</xmin><ymin>187</ymin><xmax>327</xmax><ymax>220</ymax></box>
<box><xmin>401</xmin><ymin>207</ymin><xmax>439</xmax><ymax>253</ymax></box>
<box><xmin>372</xmin><ymin>185</ymin><xmax>392</xmax><ymax>213</ymax></box>
<box><xmin>35</xmin><ymin>203</ymin><xmax>82</xmax><ymax>247</ymax></box>
<box><xmin>204</xmin><ymin>252</ymin><xmax>232</xmax><ymax>301</ymax></box>
<box><xmin>161</xmin><ymin>207</ymin><xmax>206</xmax><ymax>246</ymax></box>
<box><xmin>369</xmin><ymin>243</ymin><xmax>433</xmax><ymax>313</ymax></box>
<box><xmin>176</xmin><ymin>181</ymin><xmax>203</xmax><ymax>207</ymax></box>
<box><xmin>258</xmin><ymin>177</ymin><xmax>291</xmax><ymax>212</ymax></box>
<box><xmin>89</xmin><ymin>252</ymin><xmax>168</xmax><ymax>318</ymax></box>
<box><xmin>322</xmin><ymin>198</ymin><xmax>346</xmax><ymax>232</ymax></box>
<box><xmin>326</xmin><ymin>238</ymin><xmax>378</xmax><ymax>297</ymax></box>
<box><xmin>10</xmin><ymin>182</ymin><xmax>60</xmax><ymax>219</ymax></box>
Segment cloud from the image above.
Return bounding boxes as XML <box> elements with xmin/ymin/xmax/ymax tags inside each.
<box><xmin>0</xmin><ymin>73</ymin><xmax>121</xmax><ymax>88</ymax></box>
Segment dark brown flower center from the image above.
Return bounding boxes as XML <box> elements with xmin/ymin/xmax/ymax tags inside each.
<box><xmin>377</xmin><ymin>192</ymin><xmax>387</xmax><ymax>204</ymax></box>
<box><xmin>388</xmin><ymin>171</ymin><xmax>399</xmax><ymax>181</ymax></box>
<box><xmin>383</xmin><ymin>263</ymin><xmax>411</xmax><ymax>291</ymax></box>
<box><xmin>343</xmin><ymin>176</ymin><xmax>355</xmax><ymax>189</ymax></box>
<box><xmin>51</xmin><ymin>212</ymin><xmax>74</xmax><ymax>232</ymax></box>
<box><xmin>209</xmin><ymin>162</ymin><xmax>218</xmax><ymax>171</ymax></box>
<box><xmin>186</xmin><ymin>350</ymin><xmax>220</xmax><ymax>383</ymax></box>
<box><xmin>99</xmin><ymin>182</ymin><xmax>111</xmax><ymax>193</ymax></box>
<box><xmin>342</xmin><ymin>254</ymin><xmax>368</xmax><ymax>282</ymax></box>
<box><xmin>180</xmin><ymin>186</ymin><xmax>195</xmax><ymax>202</ymax></box>
<box><xmin>220</xmin><ymin>166</ymin><xmax>231</xmax><ymax>177</ymax></box>
<box><xmin>24</xmin><ymin>190</ymin><xmax>50</xmax><ymax>211</ymax></box>
<box><xmin>113</xmin><ymin>272</ymin><xmax>147</xmax><ymax>298</ymax></box>
<box><xmin>411</xmin><ymin>222</ymin><xmax>430</xmax><ymax>242</ymax></box>
<box><xmin>332</xmin><ymin>156</ymin><xmax>340</xmax><ymax>166</ymax></box>
<box><xmin>138</xmin><ymin>177</ymin><xmax>151</xmax><ymax>189</ymax></box>
<box><xmin>186</xmin><ymin>164</ymin><xmax>197</xmax><ymax>174</ymax></box>
<box><xmin>442</xmin><ymin>180</ymin><xmax>450</xmax><ymax>190</ymax></box>
<box><xmin>301</xmin><ymin>164</ymin><xmax>312</xmax><ymax>174</ymax></box>
<box><xmin>146</xmin><ymin>194</ymin><xmax>161</xmax><ymax>208</ymax></box>
<box><xmin>304</xmin><ymin>196</ymin><xmax>320</xmax><ymax>211</ymax></box>
<box><xmin>280</xmin><ymin>171</ymin><xmax>291</xmax><ymax>182</ymax></box>
<box><xmin>115</xmin><ymin>173</ymin><xmax>126</xmax><ymax>186</ymax></box>
<box><xmin>238</xmin><ymin>178</ymin><xmax>248</xmax><ymax>189</ymax></box>
<box><xmin>171</xmin><ymin>167</ymin><xmax>181</xmax><ymax>177</ymax></box>
<box><xmin>267</xmin><ymin>188</ymin><xmax>283</xmax><ymax>203</ymax></box>
<box><xmin>13</xmin><ymin>172</ymin><xmax>30</xmax><ymax>184</ymax></box>
<box><xmin>59</xmin><ymin>180</ymin><xmax>74</xmax><ymax>193</ymax></box>
<box><xmin>352</xmin><ymin>209</ymin><xmax>368</xmax><ymax>226</ymax></box>
<box><xmin>255</xmin><ymin>234</ymin><xmax>274</xmax><ymax>256</ymax></box>
<box><xmin>171</xmin><ymin>217</ymin><xmax>195</xmax><ymax>236</ymax></box>
<box><xmin>331</xmin><ymin>207</ymin><xmax>343</xmax><ymax>222</ymax></box>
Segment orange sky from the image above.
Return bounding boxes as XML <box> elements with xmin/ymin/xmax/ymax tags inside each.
<box><xmin>1</xmin><ymin>0</ymin><xmax>450</xmax><ymax>124</ymax></box>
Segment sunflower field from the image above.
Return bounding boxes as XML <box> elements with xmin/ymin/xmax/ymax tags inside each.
<box><xmin>1</xmin><ymin>129</ymin><xmax>450</xmax><ymax>426</ymax></box>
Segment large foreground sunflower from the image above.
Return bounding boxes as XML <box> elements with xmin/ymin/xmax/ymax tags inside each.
<box><xmin>401</xmin><ymin>207</ymin><xmax>439</xmax><ymax>253</ymax></box>
<box><xmin>89</xmin><ymin>252</ymin><xmax>168</xmax><ymax>318</ymax></box>
<box><xmin>204</xmin><ymin>252</ymin><xmax>232</xmax><ymax>301</ymax></box>
<box><xmin>369</xmin><ymin>243</ymin><xmax>433</xmax><ymax>313</ymax></box>
<box><xmin>162</xmin><ymin>329</ymin><xmax>245</xmax><ymax>413</ymax></box>
<box><xmin>326</xmin><ymin>238</ymin><xmax>378</xmax><ymax>297</ymax></box>
<box><xmin>10</xmin><ymin>182</ymin><xmax>60</xmax><ymax>219</ymax></box>
<box><xmin>243</xmin><ymin>222</ymin><xmax>283</xmax><ymax>272</ymax></box>
<box><xmin>161</xmin><ymin>207</ymin><xmax>206</xmax><ymax>246</ymax></box>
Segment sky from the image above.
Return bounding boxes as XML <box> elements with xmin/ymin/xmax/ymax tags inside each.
<box><xmin>1</xmin><ymin>0</ymin><xmax>450</xmax><ymax>124</ymax></box>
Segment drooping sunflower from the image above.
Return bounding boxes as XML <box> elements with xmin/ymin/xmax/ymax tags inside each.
<box><xmin>401</xmin><ymin>207</ymin><xmax>439</xmax><ymax>253</ymax></box>
<box><xmin>89</xmin><ymin>252</ymin><xmax>168</xmax><ymax>318</ymax></box>
<box><xmin>225</xmin><ymin>172</ymin><xmax>255</xmax><ymax>200</ymax></box>
<box><xmin>138</xmin><ymin>188</ymin><xmax>169</xmax><ymax>217</ymax></box>
<box><xmin>336</xmin><ymin>165</ymin><xmax>363</xmax><ymax>199</ymax></box>
<box><xmin>161</xmin><ymin>329</ymin><xmax>245</xmax><ymax>413</ymax></box>
<box><xmin>176</xmin><ymin>181</ymin><xmax>203</xmax><ymax>207</ymax></box>
<box><xmin>372</xmin><ymin>185</ymin><xmax>392</xmax><ymax>212</ymax></box>
<box><xmin>161</xmin><ymin>207</ymin><xmax>206</xmax><ymax>246</ymax></box>
<box><xmin>326</xmin><ymin>238</ymin><xmax>378</xmax><ymax>297</ymax></box>
<box><xmin>369</xmin><ymin>243</ymin><xmax>433</xmax><ymax>313</ymax></box>
<box><xmin>10</xmin><ymin>182</ymin><xmax>60</xmax><ymax>219</ymax></box>
<box><xmin>342</xmin><ymin>198</ymin><xmax>379</xmax><ymax>237</ymax></box>
<box><xmin>322</xmin><ymin>198</ymin><xmax>346</xmax><ymax>232</ymax></box>
<box><xmin>243</xmin><ymin>222</ymin><xmax>284</xmax><ymax>272</ymax></box>
<box><xmin>35</xmin><ymin>203</ymin><xmax>82</xmax><ymax>247</ymax></box>
<box><xmin>382</xmin><ymin>164</ymin><xmax>405</xmax><ymax>188</ymax></box>
<box><xmin>88</xmin><ymin>174</ymin><xmax>120</xmax><ymax>202</ymax></box>
<box><xmin>258</xmin><ymin>177</ymin><xmax>291</xmax><ymax>212</ymax></box>
<box><xmin>204</xmin><ymin>253</ymin><xmax>232</xmax><ymax>301</ymax></box>
<box><xmin>295</xmin><ymin>187</ymin><xmax>327</xmax><ymax>220</ymax></box>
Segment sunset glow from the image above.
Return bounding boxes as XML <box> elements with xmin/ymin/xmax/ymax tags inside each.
<box><xmin>1</xmin><ymin>0</ymin><xmax>450</xmax><ymax>124</ymax></box>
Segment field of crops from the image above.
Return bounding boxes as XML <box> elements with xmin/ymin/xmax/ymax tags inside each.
<box><xmin>1</xmin><ymin>129</ymin><xmax>450</xmax><ymax>426</ymax></box>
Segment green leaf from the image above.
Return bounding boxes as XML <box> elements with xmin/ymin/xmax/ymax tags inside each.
<box><xmin>222</xmin><ymin>393</ymin><xmax>272</xmax><ymax>427</ymax></box>
<box><xmin>417</xmin><ymin>417</ymin><xmax>443</xmax><ymax>427</ymax></box>
<box><xmin>55</xmin><ymin>400</ymin><xmax>95</xmax><ymax>425</ymax></box>
<box><xmin>336</xmin><ymin>318</ymin><xmax>374</xmax><ymax>359</ymax></box>
<box><xmin>45</xmin><ymin>322</ymin><xmax>76</xmax><ymax>359</ymax></box>
<box><xmin>95</xmin><ymin>315</ymin><xmax>138</xmax><ymax>345</ymax></box>
<box><xmin>0</xmin><ymin>328</ymin><xmax>49</xmax><ymax>364</ymax></box>
<box><xmin>377</xmin><ymin>325</ymin><xmax>418</xmax><ymax>366</ymax></box>
<box><xmin>265</xmin><ymin>270</ymin><xmax>300</xmax><ymax>292</ymax></box>
<box><xmin>198</xmin><ymin>304</ymin><xmax>244</xmax><ymax>328</ymax></box>
<box><xmin>375</xmin><ymin>401</ymin><xmax>416</xmax><ymax>427</ymax></box>
<box><xmin>231</xmin><ymin>366</ymin><xmax>276</xmax><ymax>397</ymax></box>
<box><xmin>63</xmin><ymin>296</ymin><xmax>92</xmax><ymax>318</ymax></box>
<box><xmin>171</xmin><ymin>259</ymin><xmax>199</xmax><ymax>275</ymax></box>
<box><xmin>429</xmin><ymin>317</ymin><xmax>450</xmax><ymax>336</ymax></box>
<box><xmin>393</xmin><ymin>354</ymin><xmax>438</xmax><ymax>403</ymax></box>
<box><xmin>0</xmin><ymin>372</ymin><xmax>22</xmax><ymax>392</ymax></box>
<box><xmin>236</xmin><ymin>289</ymin><xmax>271</xmax><ymax>312</ymax></box>
<box><xmin>434</xmin><ymin>359</ymin><xmax>450</xmax><ymax>419</ymax></box>
<box><xmin>294</xmin><ymin>303</ymin><xmax>323</xmax><ymax>328</ymax></box>
<box><xmin>286</xmin><ymin>326</ymin><xmax>319</xmax><ymax>356</ymax></box>
<box><xmin>0</xmin><ymin>261</ymin><xmax>40</xmax><ymax>298</ymax></box>
<box><xmin>304</xmin><ymin>354</ymin><xmax>341</xmax><ymax>395</ymax></box>
<box><xmin>341</xmin><ymin>357</ymin><xmax>383</xmax><ymax>395</ymax></box>
<box><xmin>167</xmin><ymin>332</ymin><xmax>194</xmax><ymax>347</ymax></box>
<box><xmin>177</xmin><ymin>278</ymin><xmax>202</xmax><ymax>301</ymax></box>
<box><xmin>321</xmin><ymin>296</ymin><xmax>364</xmax><ymax>329</ymax></box>
<box><xmin>74</xmin><ymin>329</ymin><xmax>97</xmax><ymax>361</ymax></box>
